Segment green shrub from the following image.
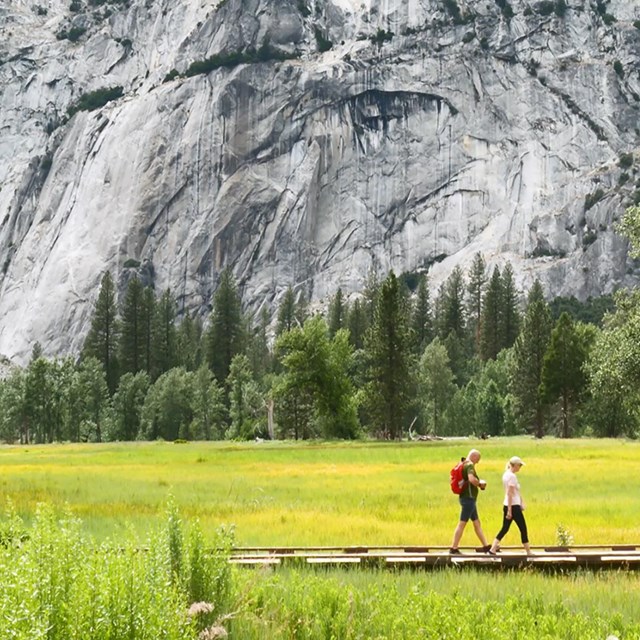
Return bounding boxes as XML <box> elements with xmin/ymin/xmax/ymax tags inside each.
<box><xmin>0</xmin><ymin>501</ymin><xmax>234</xmax><ymax>639</ymax></box>
<box><xmin>584</xmin><ymin>189</ymin><xmax>605</xmax><ymax>211</ymax></box>
<box><xmin>613</xmin><ymin>59</ymin><xmax>624</xmax><ymax>78</ymax></box>
<box><xmin>315</xmin><ymin>27</ymin><xmax>333</xmax><ymax>52</ymax></box>
<box><xmin>68</xmin><ymin>86</ymin><xmax>123</xmax><ymax>117</ymax></box>
<box><xmin>57</xmin><ymin>26</ymin><xmax>87</xmax><ymax>41</ymax></box>
<box><xmin>370</xmin><ymin>28</ymin><xmax>394</xmax><ymax>45</ymax></box>
<box><xmin>618</xmin><ymin>152</ymin><xmax>634</xmax><ymax>169</ymax></box>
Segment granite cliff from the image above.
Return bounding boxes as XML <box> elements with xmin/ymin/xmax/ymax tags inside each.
<box><xmin>1</xmin><ymin>0</ymin><xmax>639</xmax><ymax>363</ymax></box>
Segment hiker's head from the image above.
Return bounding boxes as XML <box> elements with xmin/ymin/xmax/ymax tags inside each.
<box><xmin>467</xmin><ymin>449</ymin><xmax>481</xmax><ymax>463</ymax></box>
<box><xmin>507</xmin><ymin>455</ymin><xmax>525</xmax><ymax>471</ymax></box>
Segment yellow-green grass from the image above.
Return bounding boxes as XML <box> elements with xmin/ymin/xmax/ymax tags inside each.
<box><xmin>1</xmin><ymin>437</ymin><xmax>639</xmax><ymax>546</ymax></box>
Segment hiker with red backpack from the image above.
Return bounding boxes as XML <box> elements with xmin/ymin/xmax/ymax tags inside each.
<box><xmin>449</xmin><ymin>449</ymin><xmax>491</xmax><ymax>554</ymax></box>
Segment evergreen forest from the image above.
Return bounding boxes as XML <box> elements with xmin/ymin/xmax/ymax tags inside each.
<box><xmin>1</xmin><ymin>206</ymin><xmax>639</xmax><ymax>445</ymax></box>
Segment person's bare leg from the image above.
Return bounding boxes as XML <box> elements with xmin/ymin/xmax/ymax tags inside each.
<box><xmin>450</xmin><ymin>521</ymin><xmax>467</xmax><ymax>549</ymax></box>
<box><xmin>489</xmin><ymin>538</ymin><xmax>500</xmax><ymax>553</ymax></box>
<box><xmin>524</xmin><ymin>542</ymin><xmax>532</xmax><ymax>555</ymax></box>
<box><xmin>472</xmin><ymin>519</ymin><xmax>489</xmax><ymax>547</ymax></box>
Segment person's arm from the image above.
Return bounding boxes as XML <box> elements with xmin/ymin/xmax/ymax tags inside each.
<box><xmin>467</xmin><ymin>471</ymin><xmax>480</xmax><ymax>487</ymax></box>
<box><xmin>506</xmin><ymin>484</ymin><xmax>516</xmax><ymax>519</ymax></box>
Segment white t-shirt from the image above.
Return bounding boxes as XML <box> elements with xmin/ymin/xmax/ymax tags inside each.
<box><xmin>502</xmin><ymin>469</ymin><xmax>521</xmax><ymax>506</ymax></box>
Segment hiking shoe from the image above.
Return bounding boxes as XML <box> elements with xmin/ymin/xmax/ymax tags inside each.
<box><xmin>481</xmin><ymin>545</ymin><xmax>492</xmax><ymax>553</ymax></box>
<box><xmin>487</xmin><ymin>549</ymin><xmax>497</xmax><ymax>556</ymax></box>
<box><xmin>449</xmin><ymin>548</ymin><xmax>462</xmax><ymax>555</ymax></box>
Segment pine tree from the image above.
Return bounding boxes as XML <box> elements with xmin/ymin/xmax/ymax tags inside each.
<box><xmin>176</xmin><ymin>311</ymin><xmax>203</xmax><ymax>371</ymax></box>
<box><xmin>363</xmin><ymin>271</ymin><xmax>412</xmax><ymax>439</ymax></box>
<box><xmin>540</xmin><ymin>313</ymin><xmax>588</xmax><ymax>437</ymax></box>
<box><xmin>499</xmin><ymin>262</ymin><xmax>521</xmax><ymax>350</ymax></box>
<box><xmin>151</xmin><ymin>289</ymin><xmax>178</xmax><ymax>380</ymax></box>
<box><xmin>82</xmin><ymin>271</ymin><xmax>120</xmax><ymax>394</ymax></box>
<box><xmin>480</xmin><ymin>266</ymin><xmax>502</xmax><ymax>361</ymax></box>
<box><xmin>466</xmin><ymin>253</ymin><xmax>487</xmax><ymax>353</ymax></box>
<box><xmin>327</xmin><ymin>288</ymin><xmax>347</xmax><ymax>337</ymax></box>
<box><xmin>246</xmin><ymin>306</ymin><xmax>272</xmax><ymax>380</ymax></box>
<box><xmin>411</xmin><ymin>275</ymin><xmax>433</xmax><ymax>356</ymax></box>
<box><xmin>510</xmin><ymin>280</ymin><xmax>552</xmax><ymax>438</ymax></box>
<box><xmin>141</xmin><ymin>287</ymin><xmax>155</xmax><ymax>375</ymax></box>
<box><xmin>437</xmin><ymin>266</ymin><xmax>466</xmax><ymax>340</ymax></box>
<box><xmin>206</xmin><ymin>268</ymin><xmax>246</xmax><ymax>384</ymax></box>
<box><xmin>276</xmin><ymin>286</ymin><xmax>297</xmax><ymax>336</ymax></box>
<box><xmin>118</xmin><ymin>277</ymin><xmax>145</xmax><ymax>375</ymax></box>
<box><xmin>418</xmin><ymin>337</ymin><xmax>456</xmax><ymax>435</ymax></box>
<box><xmin>346</xmin><ymin>298</ymin><xmax>368</xmax><ymax>350</ymax></box>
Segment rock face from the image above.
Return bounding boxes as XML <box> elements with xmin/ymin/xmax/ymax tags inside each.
<box><xmin>1</xmin><ymin>0</ymin><xmax>639</xmax><ymax>363</ymax></box>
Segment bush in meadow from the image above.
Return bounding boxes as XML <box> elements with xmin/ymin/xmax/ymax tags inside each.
<box><xmin>0</xmin><ymin>500</ymin><xmax>234</xmax><ymax>639</ymax></box>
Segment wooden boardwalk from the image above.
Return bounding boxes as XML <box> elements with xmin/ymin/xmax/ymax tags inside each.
<box><xmin>228</xmin><ymin>544</ymin><xmax>640</xmax><ymax>570</ymax></box>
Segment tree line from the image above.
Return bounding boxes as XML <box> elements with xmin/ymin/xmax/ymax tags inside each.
<box><xmin>1</xmin><ymin>206</ymin><xmax>639</xmax><ymax>444</ymax></box>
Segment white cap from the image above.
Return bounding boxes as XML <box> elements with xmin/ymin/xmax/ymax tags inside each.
<box><xmin>509</xmin><ymin>456</ymin><xmax>525</xmax><ymax>466</ymax></box>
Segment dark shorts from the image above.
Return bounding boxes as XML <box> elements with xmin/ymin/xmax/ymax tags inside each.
<box><xmin>459</xmin><ymin>497</ymin><xmax>479</xmax><ymax>522</ymax></box>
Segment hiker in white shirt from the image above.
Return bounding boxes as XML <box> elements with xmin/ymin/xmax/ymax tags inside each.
<box><xmin>488</xmin><ymin>456</ymin><xmax>531</xmax><ymax>555</ymax></box>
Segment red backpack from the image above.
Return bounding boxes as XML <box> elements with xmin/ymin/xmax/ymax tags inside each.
<box><xmin>450</xmin><ymin>457</ymin><xmax>467</xmax><ymax>494</ymax></box>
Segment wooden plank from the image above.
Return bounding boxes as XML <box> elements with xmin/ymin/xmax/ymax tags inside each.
<box><xmin>306</xmin><ymin>557</ymin><xmax>361</xmax><ymax>564</ymax></box>
<box><xmin>385</xmin><ymin>556</ymin><xmax>427</xmax><ymax>564</ymax></box>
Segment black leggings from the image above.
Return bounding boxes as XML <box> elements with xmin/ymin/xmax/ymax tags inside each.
<box><xmin>495</xmin><ymin>505</ymin><xmax>529</xmax><ymax>544</ymax></box>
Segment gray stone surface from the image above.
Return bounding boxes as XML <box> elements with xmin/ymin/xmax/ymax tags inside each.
<box><xmin>1</xmin><ymin>0</ymin><xmax>639</xmax><ymax>363</ymax></box>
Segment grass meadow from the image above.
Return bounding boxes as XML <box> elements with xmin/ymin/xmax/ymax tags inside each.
<box><xmin>1</xmin><ymin>436</ymin><xmax>639</xmax><ymax>546</ymax></box>
<box><xmin>2</xmin><ymin>437</ymin><xmax>640</xmax><ymax>638</ymax></box>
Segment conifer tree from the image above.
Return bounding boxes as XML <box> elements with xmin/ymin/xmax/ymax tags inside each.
<box><xmin>346</xmin><ymin>298</ymin><xmax>368</xmax><ymax>350</ymax></box>
<box><xmin>205</xmin><ymin>268</ymin><xmax>246</xmax><ymax>384</ymax></box>
<box><xmin>510</xmin><ymin>280</ymin><xmax>552</xmax><ymax>438</ymax></box>
<box><xmin>540</xmin><ymin>313</ymin><xmax>589</xmax><ymax>438</ymax></box>
<box><xmin>437</xmin><ymin>266</ymin><xmax>466</xmax><ymax>340</ymax></box>
<box><xmin>327</xmin><ymin>288</ymin><xmax>347</xmax><ymax>337</ymax></box>
<box><xmin>499</xmin><ymin>262</ymin><xmax>521</xmax><ymax>350</ymax></box>
<box><xmin>151</xmin><ymin>289</ymin><xmax>178</xmax><ymax>380</ymax></box>
<box><xmin>118</xmin><ymin>277</ymin><xmax>146</xmax><ymax>375</ymax></box>
<box><xmin>246</xmin><ymin>307</ymin><xmax>272</xmax><ymax>379</ymax></box>
<box><xmin>411</xmin><ymin>275</ymin><xmax>433</xmax><ymax>356</ymax></box>
<box><xmin>82</xmin><ymin>271</ymin><xmax>120</xmax><ymax>394</ymax></box>
<box><xmin>176</xmin><ymin>311</ymin><xmax>203</xmax><ymax>371</ymax></box>
<box><xmin>418</xmin><ymin>337</ymin><xmax>456</xmax><ymax>435</ymax></box>
<box><xmin>466</xmin><ymin>253</ymin><xmax>487</xmax><ymax>353</ymax></box>
<box><xmin>480</xmin><ymin>266</ymin><xmax>502</xmax><ymax>361</ymax></box>
<box><xmin>363</xmin><ymin>271</ymin><xmax>412</xmax><ymax>439</ymax></box>
<box><xmin>141</xmin><ymin>287</ymin><xmax>155</xmax><ymax>375</ymax></box>
<box><xmin>276</xmin><ymin>286</ymin><xmax>297</xmax><ymax>336</ymax></box>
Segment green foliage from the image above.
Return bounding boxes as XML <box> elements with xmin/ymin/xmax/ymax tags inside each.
<box><xmin>230</xmin><ymin>569</ymin><xmax>639</xmax><ymax>638</ymax></box>
<box><xmin>418</xmin><ymin>338</ymin><xmax>456</xmax><ymax>435</ymax></box>
<box><xmin>540</xmin><ymin>313</ymin><xmax>589</xmax><ymax>437</ymax></box>
<box><xmin>535</xmin><ymin>0</ymin><xmax>555</xmax><ymax>16</ymax></box>
<box><xmin>184</xmin><ymin>44</ymin><xmax>297</xmax><ymax>78</ymax></box>
<box><xmin>56</xmin><ymin>26</ymin><xmax>87</xmax><ymax>42</ymax></box>
<box><xmin>554</xmin><ymin>0</ymin><xmax>567</xmax><ymax>16</ymax></box>
<box><xmin>297</xmin><ymin>0</ymin><xmax>311</xmax><ymax>17</ymax></box>
<box><xmin>226</xmin><ymin>354</ymin><xmax>265</xmax><ymax>439</ymax></box>
<box><xmin>617</xmin><ymin>205</ymin><xmax>640</xmax><ymax>258</ymax></box>
<box><xmin>442</xmin><ymin>0</ymin><xmax>465</xmax><ymax>24</ymax></box>
<box><xmin>495</xmin><ymin>0</ymin><xmax>514</xmax><ymax>19</ymax></box>
<box><xmin>118</xmin><ymin>277</ymin><xmax>152</xmax><ymax>376</ymax></box>
<box><xmin>82</xmin><ymin>271</ymin><xmax>119</xmax><ymax>394</ymax></box>
<box><xmin>510</xmin><ymin>281</ymin><xmax>552</xmax><ymax>437</ymax></box>
<box><xmin>67</xmin><ymin>86</ymin><xmax>123</xmax><ymax>117</ymax></box>
<box><xmin>370</xmin><ymin>28</ymin><xmax>394</xmax><ymax>45</ymax></box>
<box><xmin>549</xmin><ymin>294</ymin><xmax>614</xmax><ymax>326</ymax></box>
<box><xmin>327</xmin><ymin>287</ymin><xmax>347</xmax><ymax>337</ymax></box>
<box><xmin>613</xmin><ymin>59</ymin><xmax>624</xmax><ymax>78</ymax></box>
<box><xmin>314</xmin><ymin>27</ymin><xmax>333</xmax><ymax>52</ymax></box>
<box><xmin>205</xmin><ymin>268</ymin><xmax>246</xmax><ymax>385</ymax></box>
<box><xmin>584</xmin><ymin>188</ymin><xmax>604</xmax><ymax>211</ymax></box>
<box><xmin>618</xmin><ymin>152</ymin><xmax>634</xmax><ymax>169</ymax></box>
<box><xmin>275</xmin><ymin>316</ymin><xmax>359</xmax><ymax>439</ymax></box>
<box><xmin>109</xmin><ymin>370</ymin><xmax>149</xmax><ymax>440</ymax></box>
<box><xmin>0</xmin><ymin>501</ymin><xmax>233</xmax><ymax>639</ymax></box>
<box><xmin>362</xmin><ymin>272</ymin><xmax>413</xmax><ymax>439</ymax></box>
